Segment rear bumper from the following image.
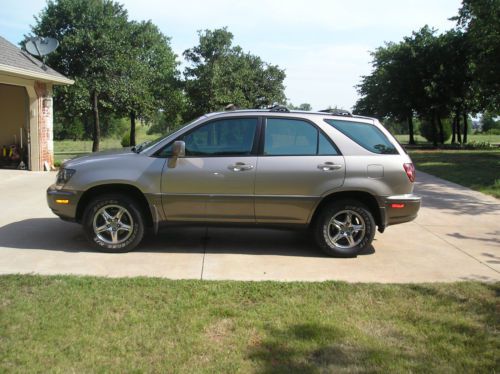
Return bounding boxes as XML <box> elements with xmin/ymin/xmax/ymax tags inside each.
<box><xmin>380</xmin><ymin>194</ymin><xmax>421</xmax><ymax>228</ymax></box>
<box><xmin>46</xmin><ymin>185</ymin><xmax>82</xmax><ymax>222</ymax></box>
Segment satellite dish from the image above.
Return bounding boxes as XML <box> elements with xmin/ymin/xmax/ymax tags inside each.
<box><xmin>24</xmin><ymin>37</ymin><xmax>59</xmax><ymax>70</ymax></box>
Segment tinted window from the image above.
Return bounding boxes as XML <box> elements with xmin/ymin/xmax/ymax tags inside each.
<box><xmin>325</xmin><ymin>119</ymin><xmax>398</xmax><ymax>154</ymax></box>
<box><xmin>264</xmin><ymin>118</ymin><xmax>338</xmax><ymax>156</ymax></box>
<box><xmin>180</xmin><ymin>118</ymin><xmax>257</xmax><ymax>156</ymax></box>
<box><xmin>318</xmin><ymin>132</ymin><xmax>338</xmax><ymax>155</ymax></box>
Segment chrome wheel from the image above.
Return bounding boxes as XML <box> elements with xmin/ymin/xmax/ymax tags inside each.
<box><xmin>327</xmin><ymin>209</ymin><xmax>366</xmax><ymax>249</ymax></box>
<box><xmin>92</xmin><ymin>204</ymin><xmax>134</xmax><ymax>245</ymax></box>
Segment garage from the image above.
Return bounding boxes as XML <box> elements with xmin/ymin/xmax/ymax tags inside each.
<box><xmin>0</xmin><ymin>35</ymin><xmax>73</xmax><ymax>171</ymax></box>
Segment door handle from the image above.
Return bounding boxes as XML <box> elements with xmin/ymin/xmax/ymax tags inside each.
<box><xmin>317</xmin><ymin>162</ymin><xmax>342</xmax><ymax>171</ymax></box>
<box><xmin>228</xmin><ymin>162</ymin><xmax>254</xmax><ymax>172</ymax></box>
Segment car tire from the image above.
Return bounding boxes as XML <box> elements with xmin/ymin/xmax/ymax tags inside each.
<box><xmin>82</xmin><ymin>194</ymin><xmax>145</xmax><ymax>253</ymax></box>
<box><xmin>314</xmin><ymin>199</ymin><xmax>376</xmax><ymax>257</ymax></box>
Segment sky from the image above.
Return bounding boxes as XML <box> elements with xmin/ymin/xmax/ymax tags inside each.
<box><xmin>0</xmin><ymin>0</ymin><xmax>462</xmax><ymax>110</ymax></box>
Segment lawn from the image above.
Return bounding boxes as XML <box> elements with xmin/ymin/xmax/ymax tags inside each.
<box><xmin>395</xmin><ymin>133</ymin><xmax>500</xmax><ymax>145</ymax></box>
<box><xmin>54</xmin><ymin>124</ymin><xmax>161</xmax><ymax>164</ymax></box>
<box><xmin>410</xmin><ymin>150</ymin><xmax>500</xmax><ymax>198</ymax></box>
<box><xmin>1</xmin><ymin>275</ymin><xmax>498</xmax><ymax>373</ymax></box>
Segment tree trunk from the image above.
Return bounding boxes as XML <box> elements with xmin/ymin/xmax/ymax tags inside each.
<box><xmin>129</xmin><ymin>111</ymin><xmax>136</xmax><ymax>147</ymax></box>
<box><xmin>437</xmin><ymin>116</ymin><xmax>444</xmax><ymax>144</ymax></box>
<box><xmin>451</xmin><ymin>116</ymin><xmax>456</xmax><ymax>144</ymax></box>
<box><xmin>456</xmin><ymin>111</ymin><xmax>462</xmax><ymax>144</ymax></box>
<box><xmin>408</xmin><ymin>116</ymin><xmax>415</xmax><ymax>145</ymax></box>
<box><xmin>431</xmin><ymin>114</ymin><xmax>437</xmax><ymax>147</ymax></box>
<box><xmin>92</xmin><ymin>90</ymin><xmax>100</xmax><ymax>152</ymax></box>
<box><xmin>462</xmin><ymin>111</ymin><xmax>468</xmax><ymax>144</ymax></box>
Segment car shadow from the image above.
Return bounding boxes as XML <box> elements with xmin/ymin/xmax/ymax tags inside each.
<box><xmin>0</xmin><ymin>218</ymin><xmax>375</xmax><ymax>258</ymax></box>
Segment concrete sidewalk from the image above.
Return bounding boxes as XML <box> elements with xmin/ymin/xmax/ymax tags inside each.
<box><xmin>0</xmin><ymin>169</ymin><xmax>498</xmax><ymax>282</ymax></box>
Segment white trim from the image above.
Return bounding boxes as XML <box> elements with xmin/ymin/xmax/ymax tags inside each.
<box><xmin>0</xmin><ymin>63</ymin><xmax>74</xmax><ymax>85</ymax></box>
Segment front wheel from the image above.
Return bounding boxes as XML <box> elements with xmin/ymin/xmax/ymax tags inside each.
<box><xmin>83</xmin><ymin>194</ymin><xmax>145</xmax><ymax>253</ymax></box>
<box><xmin>314</xmin><ymin>200</ymin><xmax>376</xmax><ymax>257</ymax></box>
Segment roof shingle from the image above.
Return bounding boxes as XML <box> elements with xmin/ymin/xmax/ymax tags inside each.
<box><xmin>0</xmin><ymin>35</ymin><xmax>69</xmax><ymax>80</ymax></box>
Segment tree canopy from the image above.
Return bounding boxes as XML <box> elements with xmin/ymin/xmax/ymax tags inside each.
<box><xmin>183</xmin><ymin>28</ymin><xmax>286</xmax><ymax>118</ymax></box>
<box><xmin>29</xmin><ymin>0</ymin><xmax>183</xmax><ymax>150</ymax></box>
<box><xmin>354</xmin><ymin>0</ymin><xmax>499</xmax><ymax>145</ymax></box>
<box><xmin>28</xmin><ymin>4</ymin><xmax>287</xmax><ymax>148</ymax></box>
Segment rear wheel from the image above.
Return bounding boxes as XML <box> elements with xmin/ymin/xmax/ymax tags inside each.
<box><xmin>83</xmin><ymin>194</ymin><xmax>145</xmax><ymax>253</ymax></box>
<box><xmin>314</xmin><ymin>200</ymin><xmax>375</xmax><ymax>257</ymax></box>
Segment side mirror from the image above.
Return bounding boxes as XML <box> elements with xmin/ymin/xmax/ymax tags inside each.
<box><xmin>168</xmin><ymin>140</ymin><xmax>185</xmax><ymax>168</ymax></box>
<box><xmin>172</xmin><ymin>140</ymin><xmax>185</xmax><ymax>158</ymax></box>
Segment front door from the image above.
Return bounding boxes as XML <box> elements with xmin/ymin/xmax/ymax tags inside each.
<box><xmin>255</xmin><ymin>117</ymin><xmax>345</xmax><ymax>223</ymax></box>
<box><xmin>161</xmin><ymin>117</ymin><xmax>259</xmax><ymax>222</ymax></box>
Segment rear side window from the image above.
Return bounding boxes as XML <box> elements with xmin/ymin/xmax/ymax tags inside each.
<box><xmin>264</xmin><ymin>118</ymin><xmax>338</xmax><ymax>156</ymax></box>
<box><xmin>324</xmin><ymin>119</ymin><xmax>398</xmax><ymax>154</ymax></box>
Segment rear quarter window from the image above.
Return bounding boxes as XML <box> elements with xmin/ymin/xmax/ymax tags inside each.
<box><xmin>324</xmin><ymin>119</ymin><xmax>398</xmax><ymax>154</ymax></box>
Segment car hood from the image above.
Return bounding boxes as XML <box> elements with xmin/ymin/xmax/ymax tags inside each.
<box><xmin>63</xmin><ymin>148</ymin><xmax>137</xmax><ymax>168</ymax></box>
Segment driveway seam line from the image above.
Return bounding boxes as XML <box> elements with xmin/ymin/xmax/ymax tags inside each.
<box><xmin>200</xmin><ymin>226</ymin><xmax>208</xmax><ymax>280</ymax></box>
<box><xmin>414</xmin><ymin>221</ymin><xmax>500</xmax><ymax>274</ymax></box>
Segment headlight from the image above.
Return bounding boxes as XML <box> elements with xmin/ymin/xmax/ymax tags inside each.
<box><xmin>56</xmin><ymin>168</ymin><xmax>76</xmax><ymax>186</ymax></box>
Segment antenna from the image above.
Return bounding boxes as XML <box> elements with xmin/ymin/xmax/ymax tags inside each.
<box><xmin>24</xmin><ymin>36</ymin><xmax>59</xmax><ymax>70</ymax></box>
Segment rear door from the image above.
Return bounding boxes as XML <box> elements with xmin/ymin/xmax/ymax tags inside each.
<box><xmin>255</xmin><ymin>117</ymin><xmax>345</xmax><ymax>223</ymax></box>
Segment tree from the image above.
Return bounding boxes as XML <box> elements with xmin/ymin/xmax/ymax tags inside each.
<box><xmin>481</xmin><ymin>111</ymin><xmax>500</xmax><ymax>132</ymax></box>
<box><xmin>183</xmin><ymin>28</ymin><xmax>286</xmax><ymax>118</ymax></box>
<box><xmin>455</xmin><ymin>0</ymin><xmax>500</xmax><ymax>112</ymax></box>
<box><xmin>354</xmin><ymin>39</ymin><xmax>422</xmax><ymax>144</ymax></box>
<box><xmin>287</xmin><ymin>102</ymin><xmax>312</xmax><ymax>111</ymax></box>
<box><xmin>113</xmin><ymin>20</ymin><xmax>180</xmax><ymax>146</ymax></box>
<box><xmin>29</xmin><ymin>0</ymin><xmax>134</xmax><ymax>151</ymax></box>
<box><xmin>354</xmin><ymin>26</ymin><xmax>478</xmax><ymax>145</ymax></box>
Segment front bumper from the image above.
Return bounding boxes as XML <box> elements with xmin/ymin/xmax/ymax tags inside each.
<box><xmin>380</xmin><ymin>194</ymin><xmax>421</xmax><ymax>227</ymax></box>
<box><xmin>46</xmin><ymin>185</ymin><xmax>82</xmax><ymax>222</ymax></box>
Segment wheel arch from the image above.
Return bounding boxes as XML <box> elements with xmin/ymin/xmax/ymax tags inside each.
<box><xmin>309</xmin><ymin>190</ymin><xmax>382</xmax><ymax>229</ymax></box>
<box><xmin>76</xmin><ymin>184</ymin><xmax>154</xmax><ymax>227</ymax></box>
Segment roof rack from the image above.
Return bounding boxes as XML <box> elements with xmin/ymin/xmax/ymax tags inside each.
<box><xmin>268</xmin><ymin>104</ymin><xmax>290</xmax><ymax>113</ymax></box>
<box><xmin>319</xmin><ymin>108</ymin><xmax>352</xmax><ymax>117</ymax></box>
<box><xmin>224</xmin><ymin>103</ymin><xmax>239</xmax><ymax>111</ymax></box>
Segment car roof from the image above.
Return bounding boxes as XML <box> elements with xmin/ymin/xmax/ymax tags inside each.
<box><xmin>205</xmin><ymin>109</ymin><xmax>375</xmax><ymax>122</ymax></box>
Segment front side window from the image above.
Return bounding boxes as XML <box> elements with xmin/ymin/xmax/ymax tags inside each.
<box><xmin>324</xmin><ymin>119</ymin><xmax>398</xmax><ymax>154</ymax></box>
<box><xmin>163</xmin><ymin>118</ymin><xmax>258</xmax><ymax>157</ymax></box>
<box><xmin>264</xmin><ymin>118</ymin><xmax>338</xmax><ymax>156</ymax></box>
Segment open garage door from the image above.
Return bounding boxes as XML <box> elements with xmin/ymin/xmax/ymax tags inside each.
<box><xmin>0</xmin><ymin>83</ymin><xmax>29</xmax><ymax>170</ymax></box>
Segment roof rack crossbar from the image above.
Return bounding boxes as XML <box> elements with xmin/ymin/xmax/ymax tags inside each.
<box><xmin>319</xmin><ymin>108</ymin><xmax>352</xmax><ymax>117</ymax></box>
<box><xmin>268</xmin><ymin>104</ymin><xmax>290</xmax><ymax>113</ymax></box>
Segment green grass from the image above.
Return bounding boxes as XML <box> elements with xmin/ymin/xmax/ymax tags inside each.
<box><xmin>1</xmin><ymin>275</ymin><xmax>498</xmax><ymax>373</ymax></box>
<box><xmin>410</xmin><ymin>150</ymin><xmax>500</xmax><ymax>198</ymax></box>
<box><xmin>395</xmin><ymin>133</ymin><xmax>500</xmax><ymax>145</ymax></box>
<box><xmin>54</xmin><ymin>124</ymin><xmax>160</xmax><ymax>164</ymax></box>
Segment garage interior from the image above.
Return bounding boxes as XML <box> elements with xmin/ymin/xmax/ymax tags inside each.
<box><xmin>0</xmin><ymin>83</ymin><xmax>29</xmax><ymax>169</ymax></box>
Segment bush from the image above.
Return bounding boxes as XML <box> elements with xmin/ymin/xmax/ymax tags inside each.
<box><xmin>481</xmin><ymin>112</ymin><xmax>500</xmax><ymax>132</ymax></box>
<box><xmin>419</xmin><ymin>118</ymin><xmax>452</xmax><ymax>143</ymax></box>
<box><xmin>121</xmin><ymin>132</ymin><xmax>130</xmax><ymax>147</ymax></box>
<box><xmin>53</xmin><ymin>118</ymin><xmax>85</xmax><ymax>140</ymax></box>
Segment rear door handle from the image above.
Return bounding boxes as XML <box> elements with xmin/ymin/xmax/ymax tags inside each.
<box><xmin>228</xmin><ymin>162</ymin><xmax>254</xmax><ymax>172</ymax></box>
<box><xmin>318</xmin><ymin>162</ymin><xmax>342</xmax><ymax>171</ymax></box>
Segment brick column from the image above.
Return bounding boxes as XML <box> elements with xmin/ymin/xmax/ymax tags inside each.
<box><xmin>34</xmin><ymin>81</ymin><xmax>54</xmax><ymax>170</ymax></box>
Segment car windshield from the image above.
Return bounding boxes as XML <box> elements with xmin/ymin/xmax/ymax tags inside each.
<box><xmin>133</xmin><ymin>117</ymin><xmax>204</xmax><ymax>154</ymax></box>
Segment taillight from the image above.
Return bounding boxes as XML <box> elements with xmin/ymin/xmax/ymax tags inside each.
<box><xmin>403</xmin><ymin>163</ymin><xmax>416</xmax><ymax>183</ymax></box>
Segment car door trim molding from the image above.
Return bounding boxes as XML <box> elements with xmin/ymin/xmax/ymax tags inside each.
<box><xmin>160</xmin><ymin>192</ymin><xmax>319</xmax><ymax>199</ymax></box>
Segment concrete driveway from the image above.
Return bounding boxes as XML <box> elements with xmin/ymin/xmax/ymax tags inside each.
<box><xmin>0</xmin><ymin>169</ymin><xmax>498</xmax><ymax>282</ymax></box>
